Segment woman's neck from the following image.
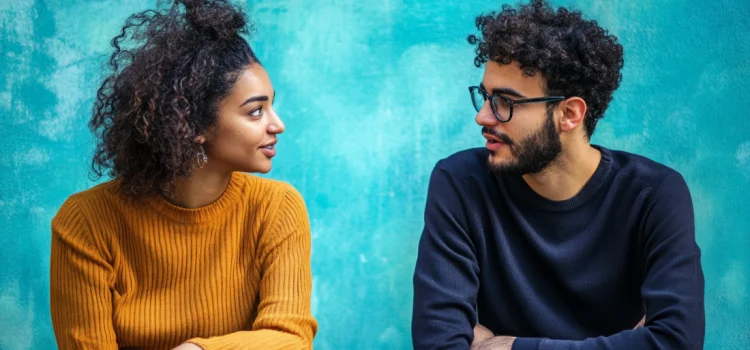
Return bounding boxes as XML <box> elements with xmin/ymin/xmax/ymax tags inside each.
<box><xmin>164</xmin><ymin>168</ymin><xmax>233</xmax><ymax>209</ymax></box>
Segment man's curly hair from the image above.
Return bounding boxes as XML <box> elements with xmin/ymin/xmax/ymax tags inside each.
<box><xmin>89</xmin><ymin>0</ymin><xmax>259</xmax><ymax>197</ymax></box>
<box><xmin>468</xmin><ymin>0</ymin><xmax>624</xmax><ymax>138</ymax></box>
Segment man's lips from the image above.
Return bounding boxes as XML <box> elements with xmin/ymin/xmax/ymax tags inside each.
<box><xmin>483</xmin><ymin>133</ymin><xmax>504</xmax><ymax>143</ymax></box>
<box><xmin>483</xmin><ymin>133</ymin><xmax>510</xmax><ymax>152</ymax></box>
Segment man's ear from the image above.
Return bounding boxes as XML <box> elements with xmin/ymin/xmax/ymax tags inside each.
<box><xmin>558</xmin><ymin>97</ymin><xmax>587</xmax><ymax>133</ymax></box>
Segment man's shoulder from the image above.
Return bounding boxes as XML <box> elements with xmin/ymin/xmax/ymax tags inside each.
<box><xmin>434</xmin><ymin>148</ymin><xmax>490</xmax><ymax>177</ymax></box>
<box><xmin>606</xmin><ymin>147</ymin><xmax>685</xmax><ymax>190</ymax></box>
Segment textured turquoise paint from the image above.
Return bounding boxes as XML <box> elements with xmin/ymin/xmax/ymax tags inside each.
<box><xmin>1</xmin><ymin>0</ymin><xmax>748</xmax><ymax>349</ymax></box>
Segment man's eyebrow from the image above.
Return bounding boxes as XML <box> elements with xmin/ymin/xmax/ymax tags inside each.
<box><xmin>479</xmin><ymin>83</ymin><xmax>527</xmax><ymax>99</ymax></box>
<box><xmin>491</xmin><ymin>87</ymin><xmax>526</xmax><ymax>99</ymax></box>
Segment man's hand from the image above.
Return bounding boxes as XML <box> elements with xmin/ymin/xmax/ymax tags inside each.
<box><xmin>473</xmin><ymin>323</ymin><xmax>495</xmax><ymax>345</ymax></box>
<box><xmin>469</xmin><ymin>316</ymin><xmax>644</xmax><ymax>350</ymax></box>
<box><xmin>471</xmin><ymin>335</ymin><xmax>515</xmax><ymax>350</ymax></box>
<box><xmin>634</xmin><ymin>315</ymin><xmax>646</xmax><ymax>329</ymax></box>
<box><xmin>471</xmin><ymin>323</ymin><xmax>515</xmax><ymax>350</ymax></box>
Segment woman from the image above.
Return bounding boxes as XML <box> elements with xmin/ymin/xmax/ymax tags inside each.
<box><xmin>49</xmin><ymin>1</ymin><xmax>317</xmax><ymax>349</ymax></box>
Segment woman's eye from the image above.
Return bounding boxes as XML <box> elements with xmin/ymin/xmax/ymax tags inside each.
<box><xmin>249</xmin><ymin>107</ymin><xmax>262</xmax><ymax>117</ymax></box>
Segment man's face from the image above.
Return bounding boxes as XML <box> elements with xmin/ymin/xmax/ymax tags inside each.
<box><xmin>475</xmin><ymin>61</ymin><xmax>563</xmax><ymax>175</ymax></box>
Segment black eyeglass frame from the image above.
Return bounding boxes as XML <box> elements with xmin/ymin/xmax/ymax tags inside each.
<box><xmin>469</xmin><ymin>85</ymin><xmax>566</xmax><ymax>122</ymax></box>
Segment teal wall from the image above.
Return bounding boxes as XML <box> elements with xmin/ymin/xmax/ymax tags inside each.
<box><xmin>1</xmin><ymin>0</ymin><xmax>748</xmax><ymax>349</ymax></box>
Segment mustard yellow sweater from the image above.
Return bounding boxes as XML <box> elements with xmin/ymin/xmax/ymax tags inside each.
<box><xmin>50</xmin><ymin>172</ymin><xmax>317</xmax><ymax>349</ymax></box>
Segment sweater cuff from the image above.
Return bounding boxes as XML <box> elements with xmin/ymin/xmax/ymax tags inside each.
<box><xmin>512</xmin><ymin>337</ymin><xmax>541</xmax><ymax>350</ymax></box>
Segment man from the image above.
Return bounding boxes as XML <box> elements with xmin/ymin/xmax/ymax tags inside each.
<box><xmin>411</xmin><ymin>1</ymin><xmax>705</xmax><ymax>349</ymax></box>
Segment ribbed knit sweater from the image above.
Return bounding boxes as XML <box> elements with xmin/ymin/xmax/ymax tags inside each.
<box><xmin>50</xmin><ymin>172</ymin><xmax>317</xmax><ymax>349</ymax></box>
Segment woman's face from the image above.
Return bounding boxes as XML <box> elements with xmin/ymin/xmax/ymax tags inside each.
<box><xmin>203</xmin><ymin>64</ymin><xmax>285</xmax><ymax>174</ymax></box>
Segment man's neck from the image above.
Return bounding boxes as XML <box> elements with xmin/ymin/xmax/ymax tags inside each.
<box><xmin>521</xmin><ymin>144</ymin><xmax>601</xmax><ymax>202</ymax></box>
<box><xmin>164</xmin><ymin>167</ymin><xmax>233</xmax><ymax>209</ymax></box>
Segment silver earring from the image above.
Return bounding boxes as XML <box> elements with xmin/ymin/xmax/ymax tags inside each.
<box><xmin>196</xmin><ymin>145</ymin><xmax>208</xmax><ymax>168</ymax></box>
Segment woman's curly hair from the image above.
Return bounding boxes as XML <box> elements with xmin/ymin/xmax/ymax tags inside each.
<box><xmin>468</xmin><ymin>0</ymin><xmax>624</xmax><ymax>138</ymax></box>
<box><xmin>90</xmin><ymin>0</ymin><xmax>259</xmax><ymax>197</ymax></box>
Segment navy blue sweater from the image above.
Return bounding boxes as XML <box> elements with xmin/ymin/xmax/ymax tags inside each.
<box><xmin>412</xmin><ymin>146</ymin><xmax>704</xmax><ymax>350</ymax></box>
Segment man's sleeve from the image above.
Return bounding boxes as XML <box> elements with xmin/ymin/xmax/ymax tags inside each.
<box><xmin>412</xmin><ymin>163</ymin><xmax>480</xmax><ymax>349</ymax></box>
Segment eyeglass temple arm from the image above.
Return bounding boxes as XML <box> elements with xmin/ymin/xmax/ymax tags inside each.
<box><xmin>512</xmin><ymin>96</ymin><xmax>566</xmax><ymax>105</ymax></box>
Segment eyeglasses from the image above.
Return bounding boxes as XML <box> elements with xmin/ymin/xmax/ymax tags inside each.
<box><xmin>469</xmin><ymin>85</ymin><xmax>566</xmax><ymax>122</ymax></box>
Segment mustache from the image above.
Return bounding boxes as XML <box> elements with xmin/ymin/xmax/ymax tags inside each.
<box><xmin>482</xmin><ymin>127</ymin><xmax>514</xmax><ymax>145</ymax></box>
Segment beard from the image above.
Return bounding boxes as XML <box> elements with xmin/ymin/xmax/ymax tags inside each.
<box><xmin>485</xmin><ymin>109</ymin><xmax>562</xmax><ymax>176</ymax></box>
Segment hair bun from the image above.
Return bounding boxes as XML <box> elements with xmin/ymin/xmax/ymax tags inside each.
<box><xmin>176</xmin><ymin>0</ymin><xmax>249</xmax><ymax>42</ymax></box>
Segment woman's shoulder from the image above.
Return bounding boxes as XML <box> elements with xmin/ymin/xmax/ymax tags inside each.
<box><xmin>52</xmin><ymin>179</ymin><xmax>128</xmax><ymax>246</ymax></box>
<box><xmin>236</xmin><ymin>173</ymin><xmax>303</xmax><ymax>201</ymax></box>
<box><xmin>65</xmin><ymin>178</ymin><xmax>130</xmax><ymax>208</ymax></box>
<box><xmin>236</xmin><ymin>174</ymin><xmax>310</xmax><ymax>249</ymax></box>
<box><xmin>234</xmin><ymin>173</ymin><xmax>307</xmax><ymax>217</ymax></box>
<box><xmin>54</xmin><ymin>179</ymin><xmax>136</xmax><ymax>224</ymax></box>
